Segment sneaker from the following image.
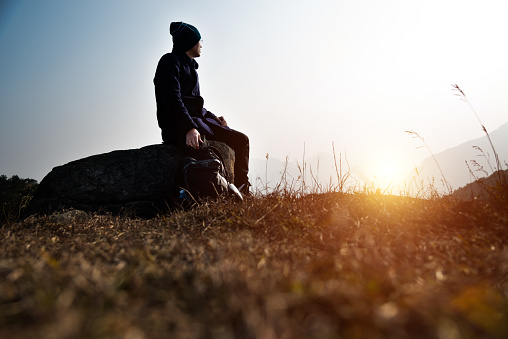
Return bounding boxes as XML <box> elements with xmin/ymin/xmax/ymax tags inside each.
<box><xmin>227</xmin><ymin>184</ymin><xmax>243</xmax><ymax>201</ymax></box>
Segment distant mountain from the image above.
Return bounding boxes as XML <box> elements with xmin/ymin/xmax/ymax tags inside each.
<box><xmin>410</xmin><ymin>122</ymin><xmax>508</xmax><ymax>192</ymax></box>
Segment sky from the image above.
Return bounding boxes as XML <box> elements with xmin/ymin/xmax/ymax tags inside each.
<box><xmin>1</xmin><ymin>0</ymin><xmax>508</xmax><ymax>189</ymax></box>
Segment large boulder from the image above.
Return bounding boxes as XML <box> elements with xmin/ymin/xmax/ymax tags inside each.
<box><xmin>27</xmin><ymin>141</ymin><xmax>235</xmax><ymax>217</ymax></box>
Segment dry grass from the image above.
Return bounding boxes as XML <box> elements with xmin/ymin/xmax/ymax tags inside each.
<box><xmin>2</xmin><ymin>192</ymin><xmax>508</xmax><ymax>339</ymax></box>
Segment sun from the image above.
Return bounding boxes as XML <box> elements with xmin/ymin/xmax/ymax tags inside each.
<box><xmin>379</xmin><ymin>163</ymin><xmax>397</xmax><ymax>181</ymax></box>
<box><xmin>367</xmin><ymin>155</ymin><xmax>405</xmax><ymax>190</ymax></box>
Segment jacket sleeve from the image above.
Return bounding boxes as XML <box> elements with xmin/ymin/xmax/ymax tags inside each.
<box><xmin>154</xmin><ymin>54</ymin><xmax>199</xmax><ymax>134</ymax></box>
<box><xmin>204</xmin><ymin>109</ymin><xmax>217</xmax><ymax>120</ymax></box>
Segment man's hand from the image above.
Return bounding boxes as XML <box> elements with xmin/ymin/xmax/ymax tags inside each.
<box><xmin>216</xmin><ymin>116</ymin><xmax>228</xmax><ymax>127</ymax></box>
<box><xmin>186</xmin><ymin>128</ymin><xmax>203</xmax><ymax>149</ymax></box>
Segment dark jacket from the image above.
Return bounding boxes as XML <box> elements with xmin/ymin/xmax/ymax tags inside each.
<box><xmin>154</xmin><ymin>51</ymin><xmax>229</xmax><ymax>144</ymax></box>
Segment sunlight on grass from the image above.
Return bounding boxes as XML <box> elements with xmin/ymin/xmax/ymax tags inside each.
<box><xmin>1</xmin><ymin>190</ymin><xmax>507</xmax><ymax>338</ymax></box>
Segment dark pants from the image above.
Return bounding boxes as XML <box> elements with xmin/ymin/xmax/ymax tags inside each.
<box><xmin>206</xmin><ymin>126</ymin><xmax>250</xmax><ymax>187</ymax></box>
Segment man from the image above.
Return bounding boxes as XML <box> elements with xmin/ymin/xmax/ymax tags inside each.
<box><xmin>154</xmin><ymin>22</ymin><xmax>250</xmax><ymax>194</ymax></box>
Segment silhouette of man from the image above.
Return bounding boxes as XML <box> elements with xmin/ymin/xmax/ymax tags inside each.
<box><xmin>154</xmin><ymin>22</ymin><xmax>250</xmax><ymax>194</ymax></box>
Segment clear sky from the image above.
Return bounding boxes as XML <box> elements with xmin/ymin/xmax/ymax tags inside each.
<box><xmin>1</xmin><ymin>0</ymin><xmax>507</xmax><ymax>187</ymax></box>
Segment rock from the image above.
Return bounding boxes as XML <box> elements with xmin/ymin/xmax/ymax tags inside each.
<box><xmin>49</xmin><ymin>210</ymin><xmax>90</xmax><ymax>225</ymax></box>
<box><xmin>27</xmin><ymin>140</ymin><xmax>235</xmax><ymax>217</ymax></box>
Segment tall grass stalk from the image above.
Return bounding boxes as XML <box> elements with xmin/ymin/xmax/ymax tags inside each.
<box><xmin>452</xmin><ymin>84</ymin><xmax>507</xmax><ymax>204</ymax></box>
<box><xmin>332</xmin><ymin>142</ymin><xmax>351</xmax><ymax>194</ymax></box>
<box><xmin>255</xmin><ymin>142</ymin><xmax>357</xmax><ymax>196</ymax></box>
<box><xmin>265</xmin><ymin>153</ymin><xmax>269</xmax><ymax>193</ymax></box>
<box><xmin>452</xmin><ymin>84</ymin><xmax>504</xmax><ymax>174</ymax></box>
<box><xmin>405</xmin><ymin>130</ymin><xmax>453</xmax><ymax>195</ymax></box>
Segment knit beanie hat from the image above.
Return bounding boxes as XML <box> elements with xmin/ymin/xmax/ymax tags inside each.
<box><xmin>170</xmin><ymin>22</ymin><xmax>201</xmax><ymax>52</ymax></box>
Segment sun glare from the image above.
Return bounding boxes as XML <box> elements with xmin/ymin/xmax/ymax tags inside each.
<box><xmin>380</xmin><ymin>163</ymin><xmax>397</xmax><ymax>181</ymax></box>
<box><xmin>368</xmin><ymin>156</ymin><xmax>406</xmax><ymax>192</ymax></box>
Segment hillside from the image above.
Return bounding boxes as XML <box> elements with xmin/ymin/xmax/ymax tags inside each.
<box><xmin>411</xmin><ymin>121</ymin><xmax>508</xmax><ymax>192</ymax></box>
<box><xmin>1</xmin><ymin>193</ymin><xmax>508</xmax><ymax>338</ymax></box>
<box><xmin>453</xmin><ymin>169</ymin><xmax>508</xmax><ymax>200</ymax></box>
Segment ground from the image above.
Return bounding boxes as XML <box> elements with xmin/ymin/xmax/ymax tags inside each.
<box><xmin>1</xmin><ymin>192</ymin><xmax>508</xmax><ymax>338</ymax></box>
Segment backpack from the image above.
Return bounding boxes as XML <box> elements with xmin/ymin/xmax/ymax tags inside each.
<box><xmin>174</xmin><ymin>146</ymin><xmax>242</xmax><ymax>203</ymax></box>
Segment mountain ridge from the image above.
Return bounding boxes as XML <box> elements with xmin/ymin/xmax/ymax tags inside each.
<box><xmin>411</xmin><ymin>121</ymin><xmax>508</xmax><ymax>191</ymax></box>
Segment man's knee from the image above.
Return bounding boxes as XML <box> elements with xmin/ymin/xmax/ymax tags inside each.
<box><xmin>233</xmin><ymin>130</ymin><xmax>249</xmax><ymax>147</ymax></box>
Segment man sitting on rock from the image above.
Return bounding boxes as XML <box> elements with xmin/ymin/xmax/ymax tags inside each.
<box><xmin>154</xmin><ymin>22</ymin><xmax>250</xmax><ymax>194</ymax></box>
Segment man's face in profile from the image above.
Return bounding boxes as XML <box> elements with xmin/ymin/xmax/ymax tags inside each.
<box><xmin>187</xmin><ymin>40</ymin><xmax>202</xmax><ymax>58</ymax></box>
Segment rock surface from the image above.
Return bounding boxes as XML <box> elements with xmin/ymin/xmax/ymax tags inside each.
<box><xmin>27</xmin><ymin>141</ymin><xmax>235</xmax><ymax>217</ymax></box>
